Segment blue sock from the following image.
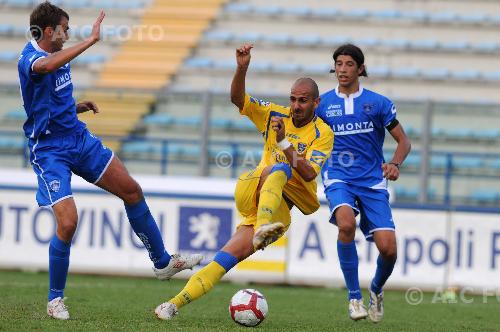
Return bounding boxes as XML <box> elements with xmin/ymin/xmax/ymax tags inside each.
<box><xmin>371</xmin><ymin>254</ymin><xmax>396</xmax><ymax>295</ymax></box>
<box><xmin>125</xmin><ymin>198</ymin><xmax>170</xmax><ymax>269</ymax></box>
<box><xmin>337</xmin><ymin>240</ymin><xmax>362</xmax><ymax>300</ymax></box>
<box><xmin>213</xmin><ymin>251</ymin><xmax>239</xmax><ymax>272</ymax></box>
<box><xmin>48</xmin><ymin>235</ymin><xmax>71</xmax><ymax>301</ymax></box>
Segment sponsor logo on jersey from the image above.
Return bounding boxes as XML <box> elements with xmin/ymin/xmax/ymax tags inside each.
<box><xmin>333</xmin><ymin>121</ymin><xmax>374</xmax><ymax>135</ymax></box>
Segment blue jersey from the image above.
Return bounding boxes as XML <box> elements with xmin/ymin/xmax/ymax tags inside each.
<box><xmin>316</xmin><ymin>85</ymin><xmax>396</xmax><ymax>189</ymax></box>
<box><xmin>18</xmin><ymin>40</ymin><xmax>84</xmax><ymax>139</ymax></box>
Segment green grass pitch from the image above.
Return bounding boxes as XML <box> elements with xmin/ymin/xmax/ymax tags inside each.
<box><xmin>1</xmin><ymin>270</ymin><xmax>499</xmax><ymax>331</ymax></box>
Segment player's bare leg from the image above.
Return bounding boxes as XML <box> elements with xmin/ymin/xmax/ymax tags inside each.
<box><xmin>336</xmin><ymin>206</ymin><xmax>368</xmax><ymax>320</ymax></box>
<box><xmin>156</xmin><ymin>226</ymin><xmax>255</xmax><ymax>320</ymax></box>
<box><xmin>96</xmin><ymin>156</ymin><xmax>202</xmax><ymax>279</ymax></box>
<box><xmin>47</xmin><ymin>198</ymin><xmax>78</xmax><ymax>320</ymax></box>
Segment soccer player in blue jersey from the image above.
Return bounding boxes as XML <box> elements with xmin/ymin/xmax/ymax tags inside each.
<box><xmin>316</xmin><ymin>44</ymin><xmax>411</xmax><ymax>322</ymax></box>
<box><xmin>18</xmin><ymin>2</ymin><xmax>201</xmax><ymax>320</ymax></box>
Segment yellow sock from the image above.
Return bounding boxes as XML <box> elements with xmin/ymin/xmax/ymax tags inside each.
<box><xmin>169</xmin><ymin>261</ymin><xmax>226</xmax><ymax>309</ymax></box>
<box><xmin>257</xmin><ymin>170</ymin><xmax>288</xmax><ymax>225</ymax></box>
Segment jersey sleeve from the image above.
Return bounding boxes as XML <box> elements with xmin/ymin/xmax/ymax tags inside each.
<box><xmin>240</xmin><ymin>94</ymin><xmax>288</xmax><ymax>133</ymax></box>
<box><xmin>306</xmin><ymin>124</ymin><xmax>334</xmax><ymax>175</ymax></box>
<box><xmin>19</xmin><ymin>51</ymin><xmax>46</xmax><ymax>79</ymax></box>
<box><xmin>380</xmin><ymin>96</ymin><xmax>397</xmax><ymax>128</ymax></box>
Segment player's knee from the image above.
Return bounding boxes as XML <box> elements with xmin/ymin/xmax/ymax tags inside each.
<box><xmin>58</xmin><ymin>219</ymin><xmax>77</xmax><ymax>238</ymax></box>
<box><xmin>379</xmin><ymin>243</ymin><xmax>397</xmax><ymax>262</ymax></box>
<box><xmin>337</xmin><ymin>219</ymin><xmax>356</xmax><ymax>238</ymax></box>
<box><xmin>121</xmin><ymin>181</ymin><xmax>143</xmax><ymax>205</ymax></box>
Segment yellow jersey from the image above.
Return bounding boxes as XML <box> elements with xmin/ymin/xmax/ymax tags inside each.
<box><xmin>240</xmin><ymin>94</ymin><xmax>334</xmax><ymax>215</ymax></box>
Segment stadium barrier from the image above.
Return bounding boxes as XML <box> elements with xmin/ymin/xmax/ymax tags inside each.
<box><xmin>0</xmin><ymin>169</ymin><xmax>499</xmax><ymax>293</ymax></box>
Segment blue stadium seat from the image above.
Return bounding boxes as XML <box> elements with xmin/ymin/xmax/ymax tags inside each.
<box><xmin>272</xmin><ymin>63</ymin><xmax>300</xmax><ymax>74</ymax></box>
<box><xmin>0</xmin><ymin>136</ymin><xmax>24</xmax><ymax>150</ymax></box>
<box><xmin>354</xmin><ymin>37</ymin><xmax>378</xmax><ymax>47</ymax></box>
<box><xmin>392</xmin><ymin>67</ymin><xmax>420</xmax><ymax>79</ymax></box>
<box><xmin>181</xmin><ymin>145</ymin><xmax>201</xmax><ymax>157</ymax></box>
<box><xmin>115</xmin><ymin>0</ymin><xmax>144</xmax><ymax>9</ymax></box>
<box><xmin>320</xmin><ymin>35</ymin><xmax>351</xmax><ymax>47</ymax></box>
<box><xmin>253</xmin><ymin>6</ymin><xmax>282</xmax><ymax>16</ymax></box>
<box><xmin>143</xmin><ymin>114</ymin><xmax>174</xmax><ymax>126</ymax></box>
<box><xmin>63</xmin><ymin>0</ymin><xmax>89</xmax><ymax>8</ymax></box>
<box><xmin>225</xmin><ymin>3</ymin><xmax>252</xmax><ymax>14</ymax></box>
<box><xmin>368</xmin><ymin>65</ymin><xmax>390</xmax><ymax>77</ymax></box>
<box><xmin>459</xmin><ymin>13</ymin><xmax>487</xmax><ymax>25</ymax></box>
<box><xmin>302</xmin><ymin>63</ymin><xmax>331</xmax><ymax>75</ymax></box>
<box><xmin>6</xmin><ymin>0</ymin><xmax>33</xmax><ymax>7</ymax></box>
<box><xmin>73</xmin><ymin>54</ymin><xmax>106</xmax><ymax>65</ymax></box>
<box><xmin>429</xmin><ymin>11</ymin><xmax>457</xmax><ymax>24</ymax></box>
<box><xmin>210</xmin><ymin>118</ymin><xmax>232</xmax><ymax>129</ymax></box>
<box><xmin>251</xmin><ymin>61</ymin><xmax>273</xmax><ymax>72</ymax></box>
<box><xmin>344</xmin><ymin>9</ymin><xmax>369</xmax><ymax>18</ymax></box>
<box><xmin>174</xmin><ymin>117</ymin><xmax>201</xmax><ymax>127</ymax></box>
<box><xmin>204</xmin><ymin>31</ymin><xmax>233</xmax><ymax>43</ymax></box>
<box><xmin>470</xmin><ymin>190</ymin><xmax>498</xmax><ymax>203</ymax></box>
<box><xmin>411</xmin><ymin>39</ymin><xmax>439</xmax><ymax>50</ymax></box>
<box><xmin>264</xmin><ymin>33</ymin><xmax>291</xmax><ymax>45</ymax></box>
<box><xmin>488</xmin><ymin>159</ymin><xmax>500</xmax><ymax>170</ymax></box>
<box><xmin>372</xmin><ymin>9</ymin><xmax>401</xmax><ymax>20</ymax></box>
<box><xmin>292</xmin><ymin>35</ymin><xmax>321</xmax><ymax>47</ymax></box>
<box><xmin>402</xmin><ymin>154</ymin><xmax>421</xmax><ymax>168</ymax></box>
<box><xmin>231</xmin><ymin>118</ymin><xmax>255</xmax><ymax>131</ymax></box>
<box><xmin>422</xmin><ymin>68</ymin><xmax>450</xmax><ymax>80</ymax></box>
<box><xmin>430</xmin><ymin>155</ymin><xmax>448</xmax><ymax>169</ymax></box>
<box><xmin>452</xmin><ymin>157</ymin><xmax>484</xmax><ymax>170</ymax></box>
<box><xmin>400</xmin><ymin>10</ymin><xmax>427</xmax><ymax>21</ymax></box>
<box><xmin>443</xmin><ymin>128</ymin><xmax>473</xmax><ymax>139</ymax></box>
<box><xmin>0</xmin><ymin>24</ymin><xmax>13</xmax><ymax>35</ymax></box>
<box><xmin>284</xmin><ymin>7</ymin><xmax>311</xmax><ymax>17</ymax></box>
<box><xmin>472</xmin><ymin>129</ymin><xmax>499</xmax><ymax>140</ymax></box>
<box><xmin>0</xmin><ymin>51</ymin><xmax>18</xmax><ymax>62</ymax></box>
<box><xmin>233</xmin><ymin>32</ymin><xmax>263</xmax><ymax>43</ymax></box>
<box><xmin>184</xmin><ymin>58</ymin><xmax>213</xmax><ymax>69</ymax></box>
<box><xmin>474</xmin><ymin>41</ymin><xmax>498</xmax><ymax>53</ymax></box>
<box><xmin>482</xmin><ymin>72</ymin><xmax>500</xmax><ymax>82</ymax></box>
<box><xmin>311</xmin><ymin>7</ymin><xmax>340</xmax><ymax>18</ymax></box>
<box><xmin>213</xmin><ymin>59</ymin><xmax>235</xmax><ymax>70</ymax></box>
<box><xmin>440</xmin><ymin>40</ymin><xmax>469</xmax><ymax>51</ymax></box>
<box><xmin>381</xmin><ymin>39</ymin><xmax>409</xmax><ymax>49</ymax></box>
<box><xmin>122</xmin><ymin>141</ymin><xmax>159</xmax><ymax>154</ymax></box>
<box><xmin>451</xmin><ymin>70</ymin><xmax>480</xmax><ymax>80</ymax></box>
<box><xmin>5</xmin><ymin>109</ymin><xmax>26</xmax><ymax>121</ymax></box>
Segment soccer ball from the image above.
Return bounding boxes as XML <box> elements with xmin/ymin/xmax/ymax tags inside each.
<box><xmin>229</xmin><ymin>289</ymin><xmax>268</xmax><ymax>327</ymax></box>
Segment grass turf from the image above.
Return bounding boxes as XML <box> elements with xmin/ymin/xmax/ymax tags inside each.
<box><xmin>1</xmin><ymin>270</ymin><xmax>499</xmax><ymax>331</ymax></box>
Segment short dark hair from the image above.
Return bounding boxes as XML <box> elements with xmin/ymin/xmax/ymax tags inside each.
<box><xmin>332</xmin><ymin>43</ymin><xmax>368</xmax><ymax>77</ymax></box>
<box><xmin>293</xmin><ymin>77</ymin><xmax>319</xmax><ymax>99</ymax></box>
<box><xmin>30</xmin><ymin>1</ymin><xmax>69</xmax><ymax>41</ymax></box>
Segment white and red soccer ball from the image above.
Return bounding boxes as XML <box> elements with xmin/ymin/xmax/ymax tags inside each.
<box><xmin>229</xmin><ymin>289</ymin><xmax>268</xmax><ymax>327</ymax></box>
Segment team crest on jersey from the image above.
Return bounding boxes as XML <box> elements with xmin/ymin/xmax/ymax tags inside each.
<box><xmin>297</xmin><ymin>142</ymin><xmax>307</xmax><ymax>154</ymax></box>
<box><xmin>363</xmin><ymin>103</ymin><xmax>374</xmax><ymax>114</ymax></box>
<box><xmin>49</xmin><ymin>180</ymin><xmax>60</xmax><ymax>193</ymax></box>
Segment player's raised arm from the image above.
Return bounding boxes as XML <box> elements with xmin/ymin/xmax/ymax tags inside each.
<box><xmin>230</xmin><ymin>43</ymin><xmax>253</xmax><ymax>110</ymax></box>
<box><xmin>33</xmin><ymin>11</ymin><xmax>105</xmax><ymax>74</ymax></box>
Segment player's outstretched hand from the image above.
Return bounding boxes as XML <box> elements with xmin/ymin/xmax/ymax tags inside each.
<box><xmin>77</xmin><ymin>101</ymin><xmax>99</xmax><ymax>114</ymax></box>
<box><xmin>89</xmin><ymin>11</ymin><xmax>105</xmax><ymax>43</ymax></box>
<box><xmin>382</xmin><ymin>163</ymin><xmax>399</xmax><ymax>181</ymax></box>
<box><xmin>236</xmin><ymin>43</ymin><xmax>253</xmax><ymax>69</ymax></box>
<box><xmin>271</xmin><ymin>116</ymin><xmax>285</xmax><ymax>142</ymax></box>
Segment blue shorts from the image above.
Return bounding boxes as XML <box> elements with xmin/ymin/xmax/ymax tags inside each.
<box><xmin>325</xmin><ymin>182</ymin><xmax>395</xmax><ymax>242</ymax></box>
<box><xmin>29</xmin><ymin>128</ymin><xmax>114</xmax><ymax>207</ymax></box>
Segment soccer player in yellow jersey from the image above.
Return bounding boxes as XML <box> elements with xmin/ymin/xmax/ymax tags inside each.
<box><xmin>155</xmin><ymin>44</ymin><xmax>334</xmax><ymax>320</ymax></box>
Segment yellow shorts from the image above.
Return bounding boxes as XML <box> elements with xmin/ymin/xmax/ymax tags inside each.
<box><xmin>234</xmin><ymin>166</ymin><xmax>291</xmax><ymax>232</ymax></box>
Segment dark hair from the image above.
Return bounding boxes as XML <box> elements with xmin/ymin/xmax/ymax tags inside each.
<box><xmin>332</xmin><ymin>43</ymin><xmax>368</xmax><ymax>77</ymax></box>
<box><xmin>293</xmin><ymin>77</ymin><xmax>319</xmax><ymax>99</ymax></box>
<box><xmin>29</xmin><ymin>1</ymin><xmax>69</xmax><ymax>41</ymax></box>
